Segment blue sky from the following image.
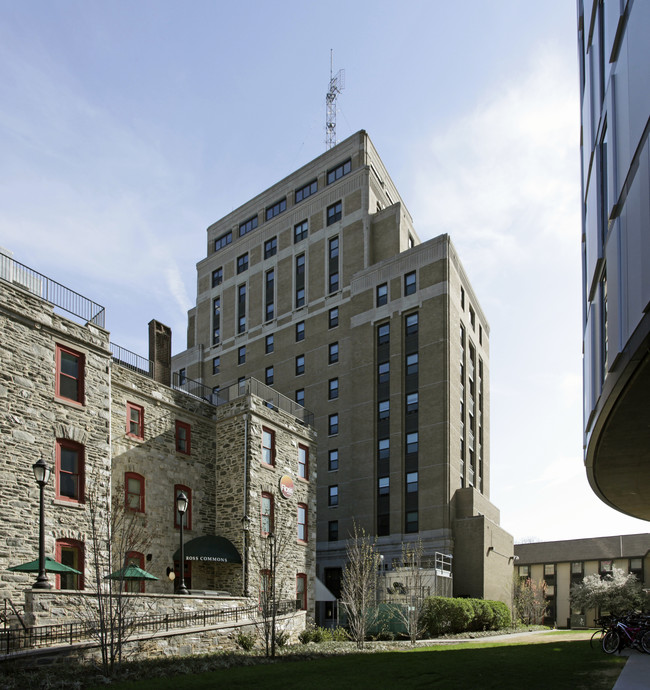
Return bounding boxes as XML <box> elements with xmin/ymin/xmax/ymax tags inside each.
<box><xmin>2</xmin><ymin>0</ymin><xmax>648</xmax><ymax>543</ymax></box>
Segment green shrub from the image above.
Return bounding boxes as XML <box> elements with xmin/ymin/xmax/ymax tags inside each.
<box><xmin>329</xmin><ymin>626</ymin><xmax>350</xmax><ymax>641</ymax></box>
<box><xmin>298</xmin><ymin>628</ymin><xmax>313</xmax><ymax>644</ymax></box>
<box><xmin>234</xmin><ymin>631</ymin><xmax>256</xmax><ymax>651</ymax></box>
<box><xmin>423</xmin><ymin>596</ymin><xmax>511</xmax><ymax>636</ymax></box>
<box><xmin>275</xmin><ymin>630</ymin><xmax>290</xmax><ymax>647</ymax></box>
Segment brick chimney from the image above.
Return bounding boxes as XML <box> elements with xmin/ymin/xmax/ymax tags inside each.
<box><xmin>148</xmin><ymin>320</ymin><xmax>172</xmax><ymax>386</ymax></box>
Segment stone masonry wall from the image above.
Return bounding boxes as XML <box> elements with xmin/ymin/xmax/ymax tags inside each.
<box><xmin>0</xmin><ymin>280</ymin><xmax>112</xmax><ymax>601</ymax></box>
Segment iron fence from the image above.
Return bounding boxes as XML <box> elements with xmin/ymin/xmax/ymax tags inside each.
<box><xmin>0</xmin><ymin>599</ymin><xmax>297</xmax><ymax>654</ymax></box>
<box><xmin>0</xmin><ymin>253</ymin><xmax>105</xmax><ymax>328</ymax></box>
<box><xmin>111</xmin><ymin>343</ymin><xmax>154</xmax><ymax>378</ymax></box>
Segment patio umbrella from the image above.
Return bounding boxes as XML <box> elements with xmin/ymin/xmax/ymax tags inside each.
<box><xmin>105</xmin><ymin>564</ymin><xmax>158</xmax><ymax>581</ymax></box>
<box><xmin>7</xmin><ymin>556</ymin><xmax>81</xmax><ymax>574</ymax></box>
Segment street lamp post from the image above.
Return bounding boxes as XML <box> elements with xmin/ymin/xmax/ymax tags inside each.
<box><xmin>32</xmin><ymin>458</ymin><xmax>52</xmax><ymax>589</ymax></box>
<box><xmin>176</xmin><ymin>491</ymin><xmax>189</xmax><ymax>595</ymax></box>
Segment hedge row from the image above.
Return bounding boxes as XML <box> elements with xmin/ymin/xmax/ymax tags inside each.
<box><xmin>423</xmin><ymin>596</ymin><xmax>511</xmax><ymax>636</ymax></box>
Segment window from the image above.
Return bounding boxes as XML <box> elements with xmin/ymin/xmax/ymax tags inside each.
<box><xmin>328</xmin><ymin>449</ymin><xmax>339</xmax><ymax>471</ymax></box>
<box><xmin>265</xmin><ymin>198</ymin><xmax>286</xmax><ymax>221</ymax></box>
<box><xmin>298</xmin><ymin>444</ymin><xmax>309</xmax><ymax>480</ymax></box>
<box><xmin>406</xmin><ymin>471</ymin><xmax>418</xmax><ymax>493</ymax></box>
<box><xmin>296</xmin><ymin>573</ymin><xmax>308</xmax><ymax>610</ymax></box>
<box><xmin>261</xmin><ymin>492</ymin><xmax>274</xmax><ymax>535</ymax></box>
<box><xmin>378</xmin><ymin>361</ymin><xmax>390</xmax><ymax>384</ymax></box>
<box><xmin>56</xmin><ymin>344</ymin><xmax>84</xmax><ymax>404</ymax></box>
<box><xmin>406</xmin><ymin>353</ymin><xmax>419</xmax><ymax>376</ymax></box>
<box><xmin>406</xmin><ymin>432</ymin><xmax>419</xmax><ymax>455</ymax></box>
<box><xmin>238</xmin><ymin>346</ymin><xmax>246</xmax><ymax>365</ymax></box>
<box><xmin>378</xmin><ymin>477</ymin><xmax>390</xmax><ymax>496</ymax></box>
<box><xmin>328</xmin><ymin>485</ymin><xmax>339</xmax><ymax>506</ymax></box>
<box><xmin>296</xmin><ymin>321</ymin><xmax>305</xmax><ymax>341</ymax></box>
<box><xmin>175</xmin><ymin>420</ymin><xmax>191</xmax><ymax>454</ymax></box>
<box><xmin>125</xmin><ymin>472</ymin><xmax>145</xmax><ymax>512</ymax></box>
<box><xmin>178</xmin><ymin>368</ymin><xmax>186</xmax><ymax>385</ymax></box>
<box><xmin>238</xmin><ymin>283</ymin><xmax>246</xmax><ymax>333</ymax></box>
<box><xmin>211</xmin><ymin>267</ymin><xmax>223</xmax><ymax>287</ymax></box>
<box><xmin>124</xmin><ymin>552</ymin><xmax>145</xmax><ymax>593</ymax></box>
<box><xmin>327</xmin><ymin>201</ymin><xmax>342</xmax><ymax>226</ymax></box>
<box><xmin>56</xmin><ymin>439</ymin><xmax>84</xmax><ymax>503</ymax></box>
<box><xmin>297</xmin><ymin>503</ymin><xmax>308</xmax><ymax>542</ymax></box>
<box><xmin>265</xmin><ymin>269</ymin><xmax>274</xmax><ymax>322</ymax></box>
<box><xmin>126</xmin><ymin>402</ymin><xmax>144</xmax><ymax>439</ymax></box>
<box><xmin>262</xmin><ymin>427</ymin><xmax>275</xmax><ymax>465</ymax></box>
<box><xmin>264</xmin><ymin>237</ymin><xmax>277</xmax><ymax>259</ymax></box>
<box><xmin>406</xmin><ymin>392</ymin><xmax>419</xmax><ymax>414</ymax></box>
<box><xmin>239</xmin><ymin>216</ymin><xmax>257</xmax><ymax>237</ymax></box>
<box><xmin>404</xmin><ymin>271</ymin><xmax>416</xmax><ymax>296</ymax></box>
<box><xmin>295</xmin><ymin>389</ymin><xmax>305</xmax><ymax>406</ymax></box>
<box><xmin>376</xmin><ymin>283</ymin><xmax>388</xmax><ymax>306</ymax></box>
<box><xmin>265</xmin><ymin>365</ymin><xmax>274</xmax><ymax>385</ymax></box>
<box><xmin>174</xmin><ymin>485</ymin><xmax>192</xmax><ymax>529</ymax></box>
<box><xmin>328</xmin><ymin>236</ymin><xmax>339</xmax><ymax>293</ymax></box>
<box><xmin>329</xmin><ymin>307</ymin><xmax>339</xmax><ymax>328</ymax></box>
<box><xmin>294</xmin><ymin>220</ymin><xmax>308</xmax><ymax>243</ymax></box>
<box><xmin>469</xmin><ymin>306</ymin><xmax>476</xmax><ymax>329</ymax></box>
<box><xmin>237</xmin><ymin>253</ymin><xmax>249</xmax><ymax>274</ymax></box>
<box><xmin>329</xmin><ymin>342</ymin><xmax>339</xmax><ymax>364</ymax></box>
<box><xmin>295</xmin><ymin>354</ymin><xmax>305</xmax><ymax>376</ymax></box>
<box><xmin>214</xmin><ymin>230</ymin><xmax>232</xmax><ymax>251</ymax></box>
<box><xmin>377</xmin><ymin>323</ymin><xmax>389</xmax><ymax>345</ymax></box>
<box><xmin>295</xmin><ymin>254</ymin><xmax>306</xmax><ymax>307</ymax></box>
<box><xmin>378</xmin><ymin>400</ymin><xmax>390</xmax><ymax>420</ymax></box>
<box><xmin>212</xmin><ymin>297</ymin><xmax>221</xmax><ymax>345</ymax></box>
<box><xmin>405</xmin><ymin>312</ymin><xmax>419</xmax><ymax>335</ymax></box>
<box><xmin>405</xmin><ymin>510</ymin><xmax>418</xmax><ymax>533</ymax></box>
<box><xmin>328</xmin><ymin>413</ymin><xmax>339</xmax><ymax>436</ymax></box>
<box><xmin>327</xmin><ymin>158</ymin><xmax>351</xmax><ymax>184</ymax></box>
<box><xmin>265</xmin><ymin>334</ymin><xmax>274</xmax><ymax>354</ymax></box>
<box><xmin>212</xmin><ymin>356</ymin><xmax>220</xmax><ymax>375</ymax></box>
<box><xmin>460</xmin><ymin>286</ymin><xmax>465</xmax><ymax>310</ymax></box>
<box><xmin>329</xmin><ymin>378</ymin><xmax>339</xmax><ymax>400</ymax></box>
<box><xmin>55</xmin><ymin>539</ymin><xmax>84</xmax><ymax>590</ymax></box>
<box><xmin>295</xmin><ymin>179</ymin><xmax>317</xmax><ymax>203</ymax></box>
<box><xmin>378</xmin><ymin>438</ymin><xmax>389</xmax><ymax>461</ymax></box>
<box><xmin>328</xmin><ymin>520</ymin><xmax>338</xmax><ymax>541</ymax></box>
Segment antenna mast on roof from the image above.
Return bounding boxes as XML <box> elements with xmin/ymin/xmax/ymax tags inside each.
<box><xmin>326</xmin><ymin>50</ymin><xmax>345</xmax><ymax>150</ymax></box>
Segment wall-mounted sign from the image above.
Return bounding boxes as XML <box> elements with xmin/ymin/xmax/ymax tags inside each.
<box><xmin>279</xmin><ymin>475</ymin><xmax>294</xmax><ymax>499</ymax></box>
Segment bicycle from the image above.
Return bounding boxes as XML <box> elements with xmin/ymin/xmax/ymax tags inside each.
<box><xmin>590</xmin><ymin>616</ymin><xmax>611</xmax><ymax>650</ymax></box>
<box><xmin>601</xmin><ymin>614</ymin><xmax>650</xmax><ymax>654</ymax></box>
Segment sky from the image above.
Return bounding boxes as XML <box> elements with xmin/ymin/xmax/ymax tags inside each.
<box><xmin>1</xmin><ymin>0</ymin><xmax>648</xmax><ymax>544</ymax></box>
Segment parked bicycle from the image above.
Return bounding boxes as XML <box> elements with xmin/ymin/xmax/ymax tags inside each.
<box><xmin>600</xmin><ymin>613</ymin><xmax>650</xmax><ymax>654</ymax></box>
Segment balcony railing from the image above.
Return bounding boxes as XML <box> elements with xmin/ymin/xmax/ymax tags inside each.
<box><xmin>111</xmin><ymin>343</ymin><xmax>154</xmax><ymax>378</ymax></box>
<box><xmin>0</xmin><ymin>253</ymin><xmax>105</xmax><ymax>328</ymax></box>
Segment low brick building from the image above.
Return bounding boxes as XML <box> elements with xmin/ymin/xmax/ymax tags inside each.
<box><xmin>0</xmin><ymin>250</ymin><xmax>316</xmax><ymax>621</ymax></box>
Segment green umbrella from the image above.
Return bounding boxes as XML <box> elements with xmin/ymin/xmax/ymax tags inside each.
<box><xmin>105</xmin><ymin>564</ymin><xmax>158</xmax><ymax>581</ymax></box>
<box><xmin>8</xmin><ymin>556</ymin><xmax>82</xmax><ymax>574</ymax></box>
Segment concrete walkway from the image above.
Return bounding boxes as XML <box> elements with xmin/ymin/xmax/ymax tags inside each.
<box><xmin>613</xmin><ymin>648</ymin><xmax>650</xmax><ymax>690</ymax></box>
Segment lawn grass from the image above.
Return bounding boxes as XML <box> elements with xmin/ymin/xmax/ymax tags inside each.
<box><xmin>97</xmin><ymin>634</ymin><xmax>626</xmax><ymax>690</ymax></box>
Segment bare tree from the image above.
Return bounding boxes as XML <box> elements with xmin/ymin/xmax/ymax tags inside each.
<box><xmin>388</xmin><ymin>540</ymin><xmax>429</xmax><ymax>644</ymax></box>
<box><xmin>341</xmin><ymin>522</ymin><xmax>380</xmax><ymax>649</ymax></box>
<box><xmin>253</xmin><ymin>527</ymin><xmax>291</xmax><ymax>658</ymax></box>
<box><xmin>512</xmin><ymin>576</ymin><xmax>547</xmax><ymax>625</ymax></box>
<box><xmin>81</xmin><ymin>477</ymin><xmax>153</xmax><ymax>677</ymax></box>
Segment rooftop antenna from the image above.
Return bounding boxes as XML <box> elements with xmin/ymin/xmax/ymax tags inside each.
<box><xmin>326</xmin><ymin>50</ymin><xmax>345</xmax><ymax>150</ymax></box>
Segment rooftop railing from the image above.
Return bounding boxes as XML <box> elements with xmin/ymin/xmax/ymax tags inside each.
<box><xmin>0</xmin><ymin>253</ymin><xmax>105</xmax><ymax>328</ymax></box>
<box><xmin>110</xmin><ymin>343</ymin><xmax>154</xmax><ymax>378</ymax></box>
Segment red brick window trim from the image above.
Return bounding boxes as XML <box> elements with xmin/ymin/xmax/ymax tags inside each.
<box><xmin>126</xmin><ymin>402</ymin><xmax>144</xmax><ymax>439</ymax></box>
<box><xmin>296</xmin><ymin>573</ymin><xmax>307</xmax><ymax>610</ymax></box>
<box><xmin>125</xmin><ymin>472</ymin><xmax>145</xmax><ymax>513</ymax></box>
<box><xmin>297</xmin><ymin>503</ymin><xmax>308</xmax><ymax>543</ymax></box>
<box><xmin>55</xmin><ymin>344</ymin><xmax>84</xmax><ymax>404</ymax></box>
<box><xmin>261</xmin><ymin>492</ymin><xmax>274</xmax><ymax>536</ymax></box>
<box><xmin>175</xmin><ymin>420</ymin><xmax>191</xmax><ymax>455</ymax></box>
<box><xmin>55</xmin><ymin>439</ymin><xmax>84</xmax><ymax>503</ymax></box>
<box><xmin>125</xmin><ymin>551</ymin><xmax>145</xmax><ymax>593</ymax></box>
<box><xmin>298</xmin><ymin>444</ymin><xmax>309</xmax><ymax>480</ymax></box>
<box><xmin>174</xmin><ymin>484</ymin><xmax>192</xmax><ymax>530</ymax></box>
<box><xmin>262</xmin><ymin>427</ymin><xmax>275</xmax><ymax>466</ymax></box>
<box><xmin>55</xmin><ymin>538</ymin><xmax>84</xmax><ymax>590</ymax></box>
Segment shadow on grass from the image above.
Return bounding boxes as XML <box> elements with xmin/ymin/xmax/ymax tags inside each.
<box><xmin>100</xmin><ymin>639</ymin><xmax>627</xmax><ymax>690</ymax></box>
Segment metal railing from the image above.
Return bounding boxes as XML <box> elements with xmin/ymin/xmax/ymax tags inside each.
<box><xmin>0</xmin><ymin>599</ymin><xmax>297</xmax><ymax>654</ymax></box>
<box><xmin>0</xmin><ymin>253</ymin><xmax>105</xmax><ymax>328</ymax></box>
<box><xmin>172</xmin><ymin>372</ymin><xmax>217</xmax><ymax>404</ymax></box>
<box><xmin>111</xmin><ymin>343</ymin><xmax>154</xmax><ymax>378</ymax></box>
<box><xmin>215</xmin><ymin>378</ymin><xmax>314</xmax><ymax>426</ymax></box>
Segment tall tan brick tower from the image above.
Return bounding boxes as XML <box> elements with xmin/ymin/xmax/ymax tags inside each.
<box><xmin>173</xmin><ymin>131</ymin><xmax>513</xmax><ymax>612</ymax></box>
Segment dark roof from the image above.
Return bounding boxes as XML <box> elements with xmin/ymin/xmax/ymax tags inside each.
<box><xmin>514</xmin><ymin>533</ymin><xmax>650</xmax><ymax>565</ymax></box>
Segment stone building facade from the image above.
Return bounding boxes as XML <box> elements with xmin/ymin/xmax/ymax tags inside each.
<box><xmin>172</xmin><ymin>130</ymin><xmax>514</xmax><ymax>611</ymax></box>
<box><xmin>1</xmin><ymin>250</ymin><xmax>316</xmax><ymax>621</ymax></box>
